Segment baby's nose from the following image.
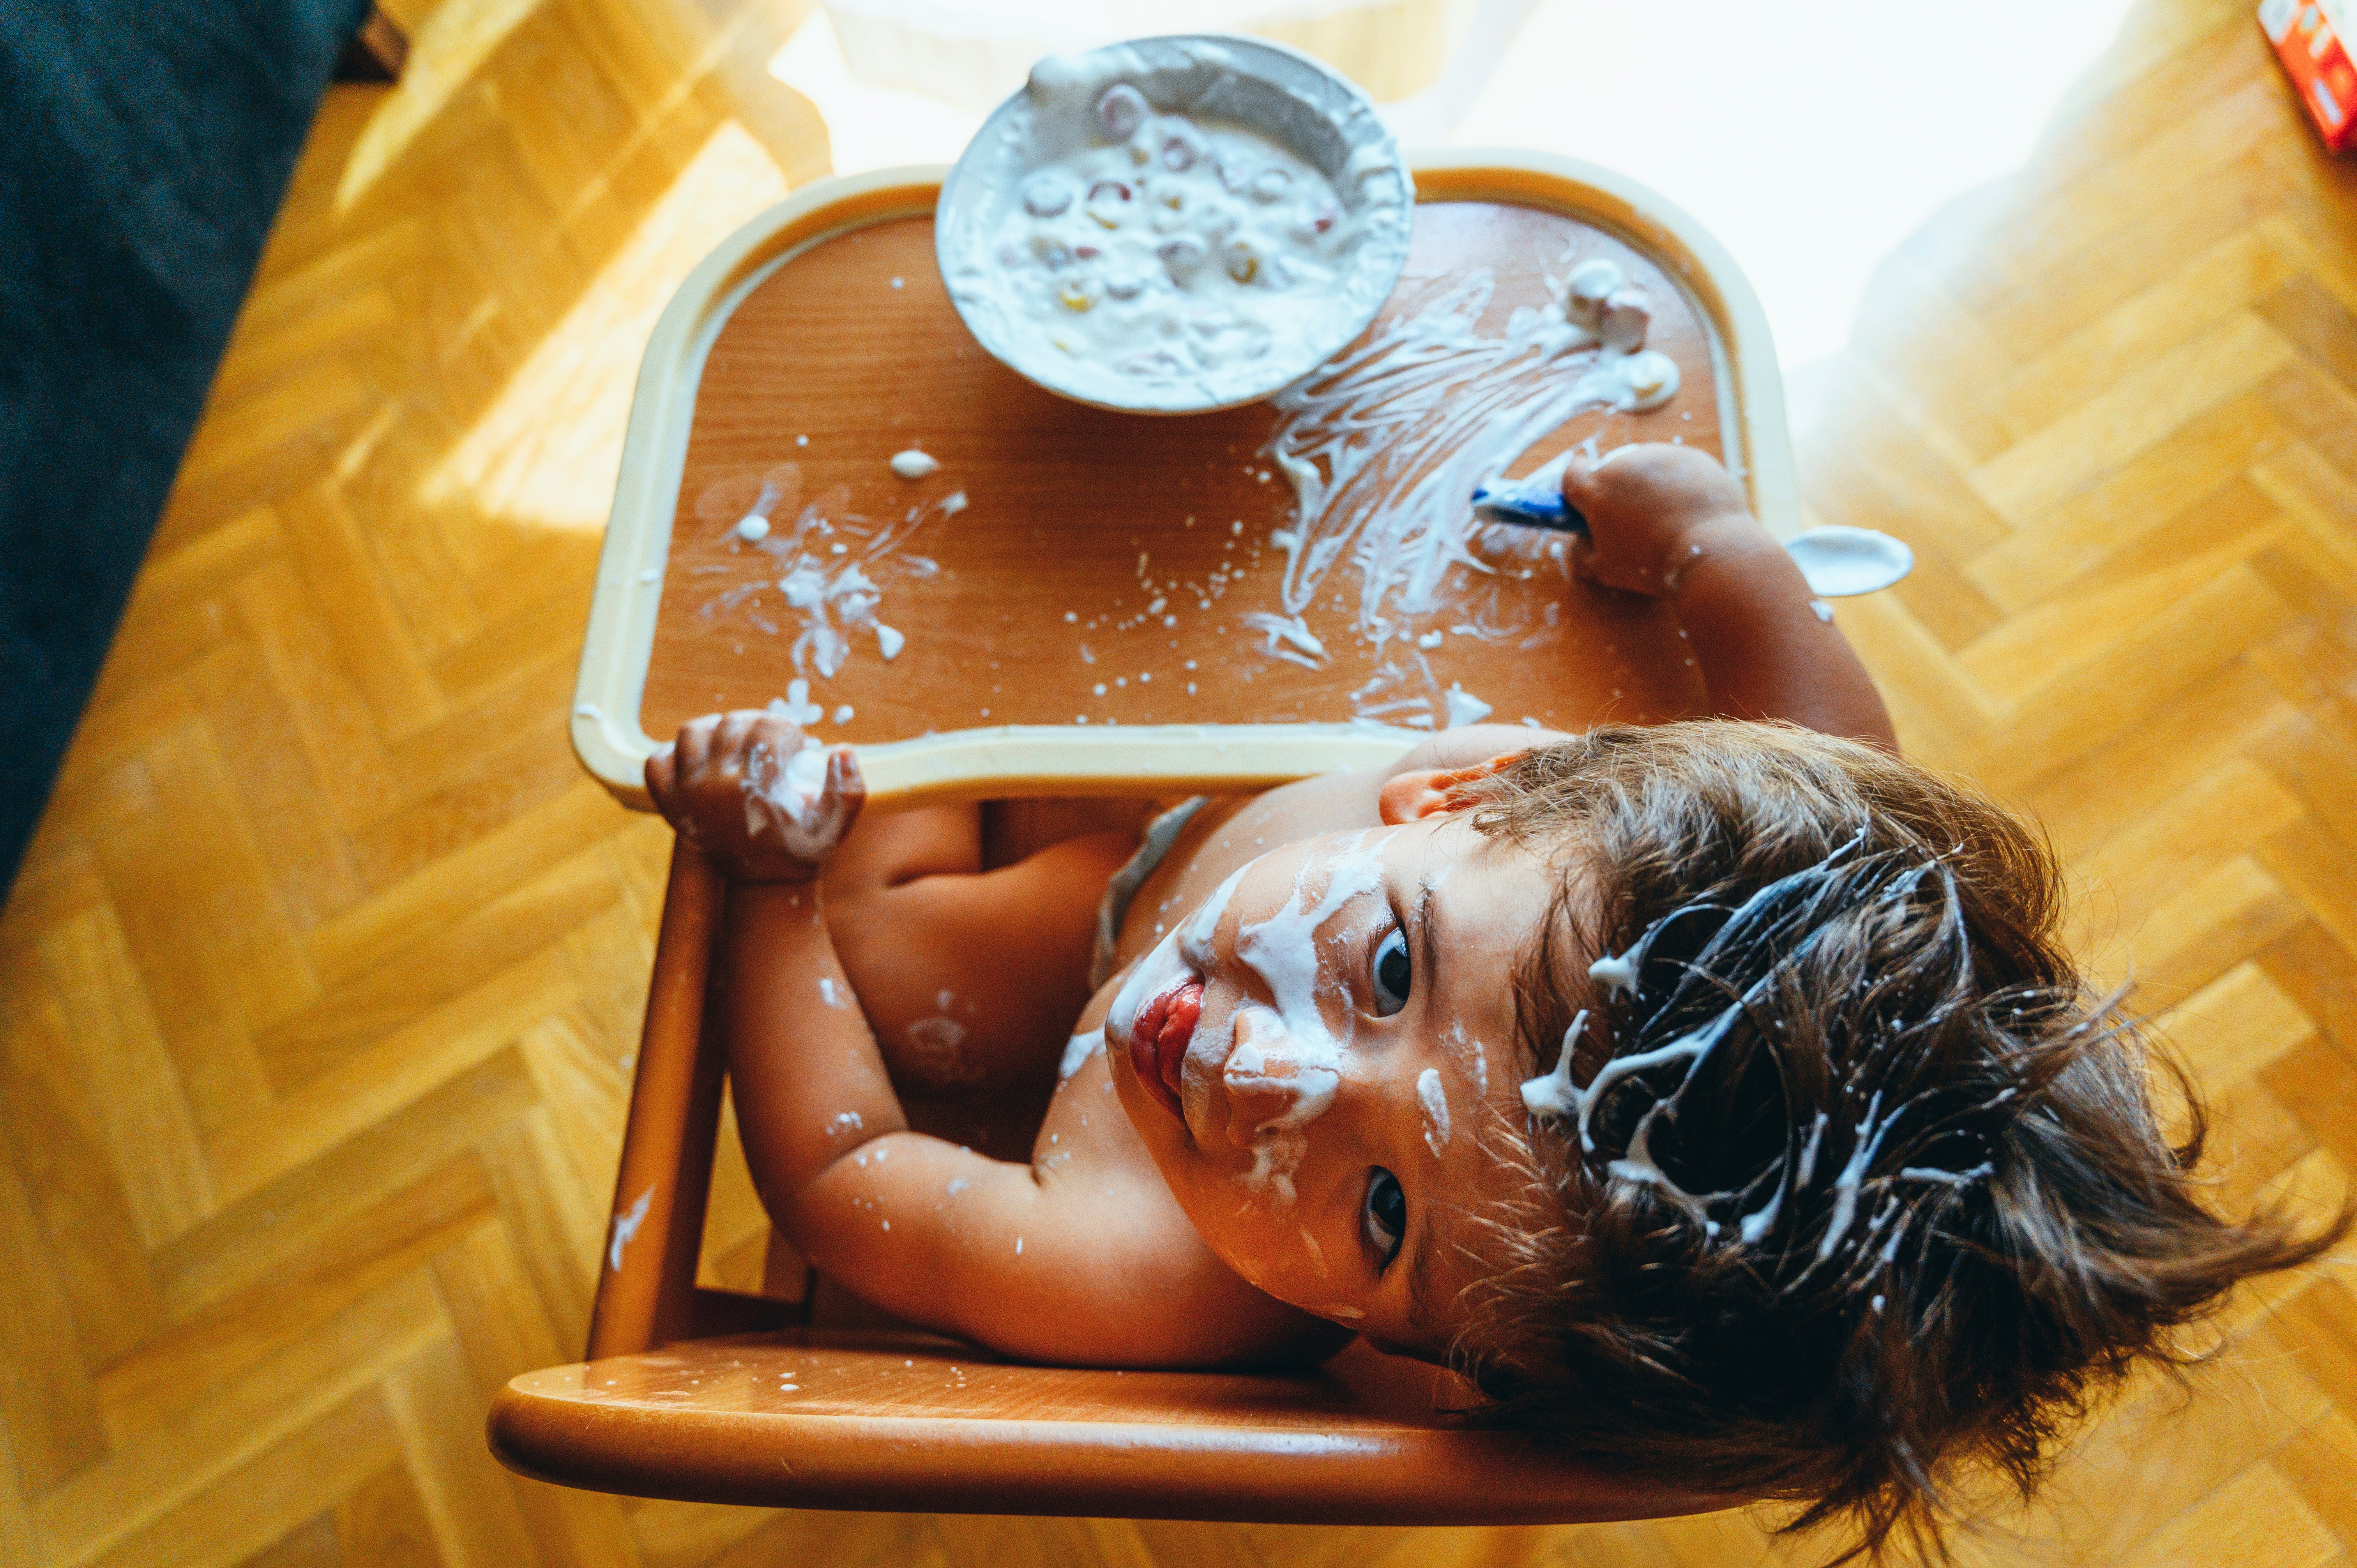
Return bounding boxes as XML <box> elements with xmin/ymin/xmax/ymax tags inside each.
<box><xmin>1222</xmin><ymin>1070</ymin><xmax>1298</xmax><ymax>1146</ymax></box>
<box><xmin>1220</xmin><ymin>1006</ymin><xmax>1342</xmax><ymax>1146</ymax></box>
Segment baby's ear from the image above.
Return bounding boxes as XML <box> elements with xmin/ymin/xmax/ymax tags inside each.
<box><xmin>1377</xmin><ymin>753</ymin><xmax>1525</xmax><ymax>825</ymax></box>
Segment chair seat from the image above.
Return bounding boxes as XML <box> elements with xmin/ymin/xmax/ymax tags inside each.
<box><xmin>491</xmin><ymin>1328</ymin><xmax>1733</xmax><ymax>1524</ymax></box>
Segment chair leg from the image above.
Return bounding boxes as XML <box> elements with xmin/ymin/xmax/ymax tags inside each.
<box><xmin>587</xmin><ymin>839</ymin><xmax>729</xmax><ymax>1358</ymax></box>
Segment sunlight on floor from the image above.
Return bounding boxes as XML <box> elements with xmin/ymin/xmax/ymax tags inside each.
<box><xmin>336</xmin><ymin>0</ymin><xmax>543</xmax><ymax>212</ymax></box>
<box><xmin>1462</xmin><ymin>0</ymin><xmax>2143</xmax><ymax>368</ymax></box>
<box><xmin>763</xmin><ymin>0</ymin><xmax>1489</xmax><ymax>173</ymax></box>
<box><xmin>771</xmin><ymin>0</ymin><xmax>2143</xmax><ymax>371</ymax></box>
<box><xmin>769</xmin><ymin>7</ymin><xmax>986</xmax><ymax>177</ymax></box>
<box><xmin>424</xmin><ymin>121</ymin><xmax>790</xmax><ymax>530</ymax></box>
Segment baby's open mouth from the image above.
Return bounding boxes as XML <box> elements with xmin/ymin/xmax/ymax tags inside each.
<box><xmin>1128</xmin><ymin>977</ymin><xmax>1203</xmax><ymax>1125</ymax></box>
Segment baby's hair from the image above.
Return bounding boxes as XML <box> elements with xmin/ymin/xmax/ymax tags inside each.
<box><xmin>1447</xmin><ymin>720</ymin><xmax>2346</xmax><ymax>1563</ymax></box>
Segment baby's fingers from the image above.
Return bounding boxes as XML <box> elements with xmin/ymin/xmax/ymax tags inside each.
<box><xmin>742</xmin><ymin>741</ymin><xmax>861</xmax><ymax>868</ymax></box>
<box><xmin>1559</xmin><ymin>451</ymin><xmax>1604</xmax><ymax>508</ymax></box>
<box><xmin>712</xmin><ymin>709</ymin><xmax>765</xmax><ymax>770</ymax></box>
<box><xmin>746</xmin><ymin>711</ymin><xmax>814</xmax><ymax>760</ymax></box>
<box><xmin>823</xmin><ymin>748</ymin><xmax>867</xmax><ymax>837</ymax></box>
<box><xmin>776</xmin><ymin>745</ymin><xmax>861</xmax><ymax>859</ymax></box>
<box><xmin>644</xmin><ymin>738</ymin><xmax>708</xmax><ymax>846</ymax></box>
<box><xmin>644</xmin><ymin>740</ymin><xmax>679</xmax><ymax>805</ymax></box>
<box><xmin>1564</xmin><ymin>531</ymin><xmax>1600</xmax><ymax>579</ymax></box>
<box><xmin>676</xmin><ymin>713</ymin><xmax>720</xmax><ymax>777</ymax></box>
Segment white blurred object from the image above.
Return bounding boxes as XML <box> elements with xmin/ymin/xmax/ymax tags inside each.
<box><xmin>1378</xmin><ymin>0</ymin><xmax>1535</xmax><ymax>146</ymax></box>
<box><xmin>775</xmin><ymin>0</ymin><xmax>2143</xmax><ymax>381</ymax></box>
<box><xmin>1454</xmin><ymin>0</ymin><xmax>2140</xmax><ymax>370</ymax></box>
<box><xmin>1783</xmin><ymin>526</ymin><xmax>1915</xmax><ymax>597</ymax></box>
<box><xmin>772</xmin><ymin>0</ymin><xmax>1526</xmax><ymax>177</ymax></box>
<box><xmin>820</xmin><ymin>0</ymin><xmax>1085</xmax><ymax>115</ymax></box>
<box><xmin>770</xmin><ymin>9</ymin><xmax>986</xmax><ymax>174</ymax></box>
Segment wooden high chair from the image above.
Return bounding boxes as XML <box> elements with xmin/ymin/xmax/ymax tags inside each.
<box><xmin>489</xmin><ymin>151</ymin><xmax>1796</xmax><ymax>1523</ymax></box>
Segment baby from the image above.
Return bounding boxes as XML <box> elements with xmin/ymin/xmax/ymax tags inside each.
<box><xmin>647</xmin><ymin>446</ymin><xmax>2340</xmax><ymax>1555</ymax></box>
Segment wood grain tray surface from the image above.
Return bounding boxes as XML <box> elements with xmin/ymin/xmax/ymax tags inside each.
<box><xmin>575</xmin><ymin>157</ymin><xmax>1795</xmax><ymax>805</ymax></box>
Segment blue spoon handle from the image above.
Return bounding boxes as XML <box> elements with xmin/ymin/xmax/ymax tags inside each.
<box><xmin>1469</xmin><ymin>471</ymin><xmax>1588</xmax><ymax>535</ymax></box>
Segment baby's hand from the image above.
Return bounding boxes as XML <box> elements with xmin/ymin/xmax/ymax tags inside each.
<box><xmin>645</xmin><ymin>711</ymin><xmax>865</xmax><ymax>882</ymax></box>
<box><xmin>1564</xmin><ymin>444</ymin><xmax>1759</xmax><ymax>597</ymax></box>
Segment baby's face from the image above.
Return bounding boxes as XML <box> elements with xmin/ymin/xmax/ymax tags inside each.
<box><xmin>1104</xmin><ymin>812</ymin><xmax>1558</xmax><ymax>1356</ymax></box>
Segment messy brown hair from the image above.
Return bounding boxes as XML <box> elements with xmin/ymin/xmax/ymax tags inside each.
<box><xmin>1449</xmin><ymin>721</ymin><xmax>2347</xmax><ymax>1562</ymax></box>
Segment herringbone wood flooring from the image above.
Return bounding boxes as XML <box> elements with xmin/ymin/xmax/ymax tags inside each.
<box><xmin>5</xmin><ymin>0</ymin><xmax>2355</xmax><ymax>1562</ymax></box>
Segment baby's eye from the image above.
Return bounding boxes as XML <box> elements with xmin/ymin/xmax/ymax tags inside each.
<box><xmin>1371</xmin><ymin>927</ymin><xmax>1412</xmax><ymax>1016</ymax></box>
<box><xmin>1362</xmin><ymin>1167</ymin><xmax>1406</xmax><ymax>1268</ymax></box>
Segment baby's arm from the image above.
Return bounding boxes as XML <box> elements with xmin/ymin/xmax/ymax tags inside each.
<box><xmin>647</xmin><ymin>713</ymin><xmax>1336</xmax><ymax>1366</ymax></box>
<box><xmin>644</xmin><ymin>711</ymin><xmax>908</xmax><ymax>1213</ymax></box>
<box><xmin>1565</xmin><ymin>446</ymin><xmax>1898</xmax><ymax>749</ymax></box>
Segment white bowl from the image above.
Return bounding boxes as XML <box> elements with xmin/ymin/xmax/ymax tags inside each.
<box><xmin>935</xmin><ymin>34</ymin><xmax>1413</xmax><ymax>415</ymax></box>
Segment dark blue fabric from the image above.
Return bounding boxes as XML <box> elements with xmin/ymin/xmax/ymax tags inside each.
<box><xmin>0</xmin><ymin>0</ymin><xmax>369</xmax><ymax>895</ymax></box>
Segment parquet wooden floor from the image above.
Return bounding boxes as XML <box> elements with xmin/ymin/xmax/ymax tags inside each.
<box><xmin>4</xmin><ymin>0</ymin><xmax>2354</xmax><ymax>1562</ymax></box>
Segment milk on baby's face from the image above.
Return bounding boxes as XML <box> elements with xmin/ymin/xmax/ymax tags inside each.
<box><xmin>982</xmin><ymin>84</ymin><xmax>1362</xmax><ymax>384</ymax></box>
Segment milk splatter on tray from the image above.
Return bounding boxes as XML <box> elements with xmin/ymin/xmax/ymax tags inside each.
<box><xmin>687</xmin><ymin>463</ymin><xmax>966</xmax><ymax>726</ymax></box>
<box><xmin>1240</xmin><ymin>244</ymin><xmax>1681</xmax><ymax>728</ymax></box>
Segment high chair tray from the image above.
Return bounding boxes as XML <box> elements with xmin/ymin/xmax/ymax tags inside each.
<box><xmin>572</xmin><ymin>154</ymin><xmax>1796</xmax><ymax>808</ymax></box>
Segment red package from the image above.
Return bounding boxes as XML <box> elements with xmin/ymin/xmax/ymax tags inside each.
<box><xmin>2262</xmin><ymin>0</ymin><xmax>2357</xmax><ymax>150</ymax></box>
